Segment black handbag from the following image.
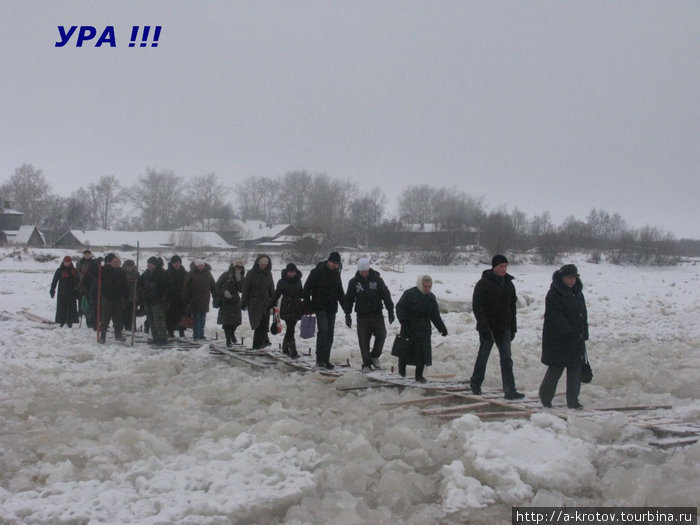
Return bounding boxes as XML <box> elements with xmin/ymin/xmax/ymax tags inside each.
<box><xmin>391</xmin><ymin>332</ymin><xmax>412</xmax><ymax>359</ymax></box>
<box><xmin>581</xmin><ymin>352</ymin><xmax>593</xmax><ymax>384</ymax></box>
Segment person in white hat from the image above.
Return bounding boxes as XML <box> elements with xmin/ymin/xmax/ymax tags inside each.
<box><xmin>345</xmin><ymin>257</ymin><xmax>395</xmax><ymax>373</ymax></box>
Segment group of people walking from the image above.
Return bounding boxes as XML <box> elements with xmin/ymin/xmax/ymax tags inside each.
<box><xmin>49</xmin><ymin>249</ymin><xmax>589</xmax><ymax>409</ymax></box>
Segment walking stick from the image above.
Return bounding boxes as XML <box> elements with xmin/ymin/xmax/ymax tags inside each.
<box><xmin>130</xmin><ymin>242</ymin><xmax>140</xmax><ymax>347</ymax></box>
<box><xmin>96</xmin><ymin>260</ymin><xmax>102</xmax><ymax>343</ymax></box>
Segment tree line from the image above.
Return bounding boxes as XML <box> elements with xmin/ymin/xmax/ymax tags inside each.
<box><xmin>2</xmin><ymin>163</ymin><xmax>698</xmax><ymax>260</ymax></box>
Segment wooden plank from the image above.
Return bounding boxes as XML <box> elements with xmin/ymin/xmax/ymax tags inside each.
<box><xmin>421</xmin><ymin>402</ymin><xmax>494</xmax><ymax>416</ymax></box>
<box><xmin>437</xmin><ymin>411</ymin><xmax>532</xmax><ymax>420</ymax></box>
<box><xmin>592</xmin><ymin>405</ymin><xmax>673</xmax><ymax>412</ymax></box>
<box><xmin>382</xmin><ymin>394</ymin><xmax>458</xmax><ymax>407</ymax></box>
<box><xmin>649</xmin><ymin>436</ymin><xmax>699</xmax><ymax>449</ymax></box>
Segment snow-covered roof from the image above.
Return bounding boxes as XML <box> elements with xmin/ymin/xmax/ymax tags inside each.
<box><xmin>58</xmin><ymin>230</ymin><xmax>233</xmax><ymax>249</ymax></box>
<box><xmin>0</xmin><ymin>207</ymin><xmax>23</xmax><ymax>216</ymax></box>
<box><xmin>11</xmin><ymin>225</ymin><xmax>44</xmax><ymax>245</ymax></box>
<box><xmin>230</xmin><ymin>220</ymin><xmax>294</xmax><ymax>241</ymax></box>
<box><xmin>401</xmin><ymin>223</ymin><xmax>480</xmax><ymax>233</ymax></box>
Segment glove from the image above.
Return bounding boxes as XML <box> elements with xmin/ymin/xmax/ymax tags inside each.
<box><xmin>241</xmin><ymin>305</ymin><xmax>247</xmax><ymax>311</ymax></box>
<box><xmin>388</xmin><ymin>310</ymin><xmax>395</xmax><ymax>324</ymax></box>
<box><xmin>50</xmin><ymin>291</ymin><xmax>55</xmax><ymax>299</ymax></box>
<box><xmin>345</xmin><ymin>314</ymin><xmax>352</xmax><ymax>328</ymax></box>
<box><xmin>440</xmin><ymin>328</ymin><xmax>448</xmax><ymax>337</ymax></box>
<box><xmin>479</xmin><ymin>329</ymin><xmax>492</xmax><ymax>342</ymax></box>
<box><xmin>223</xmin><ymin>290</ymin><xmax>233</xmax><ymax>299</ymax></box>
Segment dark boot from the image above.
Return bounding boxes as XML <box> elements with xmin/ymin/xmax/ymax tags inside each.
<box><xmin>99</xmin><ymin>326</ymin><xmax>107</xmax><ymax>344</ymax></box>
<box><xmin>282</xmin><ymin>337</ymin><xmax>290</xmax><ymax>355</ymax></box>
<box><xmin>398</xmin><ymin>362</ymin><xmax>406</xmax><ymax>378</ymax></box>
<box><xmin>289</xmin><ymin>339</ymin><xmax>299</xmax><ymax>359</ymax></box>
<box><xmin>115</xmin><ymin>328</ymin><xmax>125</xmax><ymax>342</ymax></box>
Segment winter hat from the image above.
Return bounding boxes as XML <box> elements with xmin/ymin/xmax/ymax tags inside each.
<box><xmin>357</xmin><ymin>257</ymin><xmax>370</xmax><ymax>271</ymax></box>
<box><xmin>234</xmin><ymin>259</ymin><xmax>244</xmax><ymax>267</ymax></box>
<box><xmin>194</xmin><ymin>258</ymin><xmax>206</xmax><ymax>267</ymax></box>
<box><xmin>285</xmin><ymin>263</ymin><xmax>299</xmax><ymax>273</ymax></box>
<box><xmin>491</xmin><ymin>254</ymin><xmax>508</xmax><ymax>267</ymax></box>
<box><xmin>147</xmin><ymin>256</ymin><xmax>159</xmax><ymax>265</ymax></box>
<box><xmin>559</xmin><ymin>264</ymin><xmax>579</xmax><ymax>278</ymax></box>
<box><xmin>104</xmin><ymin>253</ymin><xmax>117</xmax><ymax>264</ymax></box>
<box><xmin>328</xmin><ymin>251</ymin><xmax>341</xmax><ymax>264</ymax></box>
<box><xmin>170</xmin><ymin>255</ymin><xmax>182</xmax><ymax>264</ymax></box>
<box><xmin>82</xmin><ymin>249</ymin><xmax>92</xmax><ymax>255</ymax></box>
<box><xmin>123</xmin><ymin>259</ymin><xmax>135</xmax><ymax>268</ymax></box>
<box><xmin>63</xmin><ymin>255</ymin><xmax>72</xmax><ymax>263</ymax></box>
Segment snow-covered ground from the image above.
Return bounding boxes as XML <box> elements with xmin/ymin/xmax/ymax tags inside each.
<box><xmin>1</xmin><ymin>248</ymin><xmax>699</xmax><ymax>524</ymax></box>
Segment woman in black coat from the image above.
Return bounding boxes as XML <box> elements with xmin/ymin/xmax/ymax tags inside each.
<box><xmin>272</xmin><ymin>263</ymin><xmax>304</xmax><ymax>358</ymax></box>
<box><xmin>393</xmin><ymin>275</ymin><xmax>448</xmax><ymax>382</ymax></box>
<box><xmin>166</xmin><ymin>255</ymin><xmax>188</xmax><ymax>337</ymax></box>
<box><xmin>216</xmin><ymin>260</ymin><xmax>246</xmax><ymax>347</ymax></box>
<box><xmin>241</xmin><ymin>254</ymin><xmax>275</xmax><ymax>349</ymax></box>
<box><xmin>50</xmin><ymin>255</ymin><xmax>80</xmax><ymax>327</ymax></box>
<box><xmin>539</xmin><ymin>264</ymin><xmax>589</xmax><ymax>409</ymax></box>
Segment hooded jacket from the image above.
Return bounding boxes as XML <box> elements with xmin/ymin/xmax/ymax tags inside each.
<box><xmin>241</xmin><ymin>255</ymin><xmax>275</xmax><ymax>329</ymax></box>
<box><xmin>541</xmin><ymin>270</ymin><xmax>589</xmax><ymax>368</ymax></box>
<box><xmin>273</xmin><ymin>267</ymin><xmax>304</xmax><ymax>322</ymax></box>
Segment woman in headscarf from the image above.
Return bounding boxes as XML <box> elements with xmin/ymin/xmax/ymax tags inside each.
<box><xmin>241</xmin><ymin>254</ymin><xmax>275</xmax><ymax>349</ymax></box>
<box><xmin>50</xmin><ymin>255</ymin><xmax>80</xmax><ymax>327</ymax></box>
<box><xmin>216</xmin><ymin>259</ymin><xmax>246</xmax><ymax>347</ymax></box>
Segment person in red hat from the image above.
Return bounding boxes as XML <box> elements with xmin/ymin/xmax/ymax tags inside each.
<box><xmin>50</xmin><ymin>255</ymin><xmax>80</xmax><ymax>327</ymax></box>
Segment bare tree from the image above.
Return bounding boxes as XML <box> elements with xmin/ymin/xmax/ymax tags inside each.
<box><xmin>350</xmin><ymin>187</ymin><xmax>386</xmax><ymax>248</ymax></box>
<box><xmin>185</xmin><ymin>173</ymin><xmax>230</xmax><ymax>230</ymax></box>
<box><xmin>278</xmin><ymin>170</ymin><xmax>312</xmax><ymax>225</ymax></box>
<box><xmin>399</xmin><ymin>184</ymin><xmax>436</xmax><ymax>225</ymax></box>
<box><xmin>0</xmin><ymin>164</ymin><xmax>51</xmax><ymax>224</ymax></box>
<box><xmin>127</xmin><ymin>168</ymin><xmax>185</xmax><ymax>230</ymax></box>
<box><xmin>235</xmin><ymin>176</ymin><xmax>278</xmax><ymax>224</ymax></box>
<box><xmin>88</xmin><ymin>175</ymin><xmax>124</xmax><ymax>229</ymax></box>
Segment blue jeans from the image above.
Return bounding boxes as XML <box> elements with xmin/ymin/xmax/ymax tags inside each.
<box><xmin>315</xmin><ymin>311</ymin><xmax>336</xmax><ymax>364</ymax></box>
<box><xmin>193</xmin><ymin>311</ymin><xmax>207</xmax><ymax>340</ymax></box>
<box><xmin>470</xmin><ymin>329</ymin><xmax>517</xmax><ymax>395</ymax></box>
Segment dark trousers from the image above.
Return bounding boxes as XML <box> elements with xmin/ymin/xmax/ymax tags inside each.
<box><xmin>539</xmin><ymin>365</ymin><xmax>582</xmax><ymax>408</ymax></box>
<box><xmin>100</xmin><ymin>297</ymin><xmax>123</xmax><ymax>341</ymax></box>
<box><xmin>223</xmin><ymin>324</ymin><xmax>237</xmax><ymax>344</ymax></box>
<box><xmin>315</xmin><ymin>311</ymin><xmax>336</xmax><ymax>364</ymax></box>
<box><xmin>470</xmin><ymin>329</ymin><xmax>517</xmax><ymax>395</ymax></box>
<box><xmin>283</xmin><ymin>320</ymin><xmax>297</xmax><ymax>344</ymax></box>
<box><xmin>357</xmin><ymin>313</ymin><xmax>387</xmax><ymax>366</ymax></box>
<box><xmin>252</xmin><ymin>314</ymin><xmax>270</xmax><ymax>348</ymax></box>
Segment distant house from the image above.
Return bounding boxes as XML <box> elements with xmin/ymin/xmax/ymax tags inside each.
<box><xmin>384</xmin><ymin>223</ymin><xmax>481</xmax><ymax>249</ymax></box>
<box><xmin>5</xmin><ymin>225</ymin><xmax>46</xmax><ymax>247</ymax></box>
<box><xmin>0</xmin><ymin>202</ymin><xmax>23</xmax><ymax>231</ymax></box>
<box><xmin>53</xmin><ymin>230</ymin><xmax>234</xmax><ymax>250</ymax></box>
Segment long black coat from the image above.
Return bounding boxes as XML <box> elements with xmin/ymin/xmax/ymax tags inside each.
<box><xmin>100</xmin><ymin>265</ymin><xmax>129</xmax><ymax>303</ymax></box>
<box><xmin>472</xmin><ymin>269</ymin><xmax>517</xmax><ymax>334</ymax></box>
<box><xmin>345</xmin><ymin>268</ymin><xmax>394</xmax><ymax>317</ymax></box>
<box><xmin>139</xmin><ymin>266</ymin><xmax>170</xmax><ymax>306</ymax></box>
<box><xmin>394</xmin><ymin>286</ymin><xmax>446</xmax><ymax>366</ymax></box>
<box><xmin>50</xmin><ymin>263</ymin><xmax>80</xmax><ymax>324</ymax></box>
<box><xmin>273</xmin><ymin>269</ymin><xmax>304</xmax><ymax>322</ymax></box>
<box><xmin>216</xmin><ymin>264</ymin><xmax>245</xmax><ymax>326</ymax></box>
<box><xmin>241</xmin><ymin>255</ymin><xmax>275</xmax><ymax>330</ymax></box>
<box><xmin>541</xmin><ymin>272</ymin><xmax>589</xmax><ymax>368</ymax></box>
<box><xmin>166</xmin><ymin>263</ymin><xmax>188</xmax><ymax>329</ymax></box>
<box><xmin>303</xmin><ymin>260</ymin><xmax>347</xmax><ymax>314</ymax></box>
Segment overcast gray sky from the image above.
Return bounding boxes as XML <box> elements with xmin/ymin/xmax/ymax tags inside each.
<box><xmin>1</xmin><ymin>1</ymin><xmax>698</xmax><ymax>239</ymax></box>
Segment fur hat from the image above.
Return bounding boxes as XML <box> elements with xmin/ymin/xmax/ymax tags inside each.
<box><xmin>328</xmin><ymin>251</ymin><xmax>341</xmax><ymax>264</ymax></box>
<box><xmin>491</xmin><ymin>254</ymin><xmax>508</xmax><ymax>267</ymax></box>
<box><xmin>147</xmin><ymin>256</ymin><xmax>158</xmax><ymax>266</ymax></box>
<box><xmin>357</xmin><ymin>257</ymin><xmax>370</xmax><ymax>271</ymax></box>
<box><xmin>63</xmin><ymin>255</ymin><xmax>72</xmax><ymax>263</ymax></box>
<box><xmin>104</xmin><ymin>253</ymin><xmax>117</xmax><ymax>264</ymax></box>
<box><xmin>194</xmin><ymin>258</ymin><xmax>206</xmax><ymax>267</ymax></box>
<box><xmin>285</xmin><ymin>263</ymin><xmax>299</xmax><ymax>273</ymax></box>
<box><xmin>123</xmin><ymin>259</ymin><xmax>135</xmax><ymax>268</ymax></box>
<box><xmin>559</xmin><ymin>264</ymin><xmax>579</xmax><ymax>277</ymax></box>
<box><xmin>170</xmin><ymin>255</ymin><xmax>182</xmax><ymax>264</ymax></box>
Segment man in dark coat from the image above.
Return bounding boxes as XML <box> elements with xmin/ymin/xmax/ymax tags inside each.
<box><xmin>121</xmin><ymin>259</ymin><xmax>140</xmax><ymax>332</ymax></box>
<box><xmin>345</xmin><ymin>257</ymin><xmax>395</xmax><ymax>372</ymax></box>
<box><xmin>50</xmin><ymin>255</ymin><xmax>80</xmax><ymax>327</ymax></box>
<box><xmin>469</xmin><ymin>254</ymin><xmax>525</xmax><ymax>399</ymax></box>
<box><xmin>216</xmin><ymin>259</ymin><xmax>246</xmax><ymax>347</ymax></box>
<box><xmin>394</xmin><ymin>274</ymin><xmax>447</xmax><ymax>382</ymax></box>
<box><xmin>98</xmin><ymin>253</ymin><xmax>130</xmax><ymax>343</ymax></box>
<box><xmin>539</xmin><ymin>264</ymin><xmax>589</xmax><ymax>409</ymax></box>
<box><xmin>182</xmin><ymin>259</ymin><xmax>217</xmax><ymax>341</ymax></box>
<box><xmin>166</xmin><ymin>255</ymin><xmax>188</xmax><ymax>337</ymax></box>
<box><xmin>241</xmin><ymin>254</ymin><xmax>275</xmax><ymax>349</ymax></box>
<box><xmin>272</xmin><ymin>262</ymin><xmax>304</xmax><ymax>358</ymax></box>
<box><xmin>303</xmin><ymin>251</ymin><xmax>349</xmax><ymax>369</ymax></box>
<box><xmin>139</xmin><ymin>256</ymin><xmax>170</xmax><ymax>345</ymax></box>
